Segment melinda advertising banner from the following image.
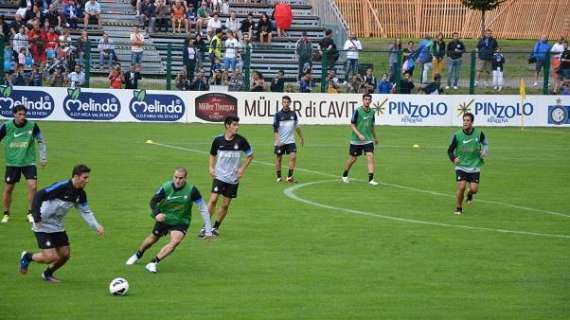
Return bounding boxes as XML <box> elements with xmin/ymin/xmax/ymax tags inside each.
<box><xmin>0</xmin><ymin>86</ymin><xmax>568</xmax><ymax>127</ymax></box>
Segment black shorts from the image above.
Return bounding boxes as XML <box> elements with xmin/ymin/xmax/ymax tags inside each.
<box><xmin>34</xmin><ymin>231</ymin><xmax>69</xmax><ymax>249</ymax></box>
<box><xmin>152</xmin><ymin>222</ymin><xmax>189</xmax><ymax>237</ymax></box>
<box><xmin>5</xmin><ymin>166</ymin><xmax>37</xmax><ymax>184</ymax></box>
<box><xmin>211</xmin><ymin>178</ymin><xmax>239</xmax><ymax>198</ymax></box>
<box><xmin>456</xmin><ymin>170</ymin><xmax>480</xmax><ymax>183</ymax></box>
<box><xmin>274</xmin><ymin>143</ymin><xmax>297</xmax><ymax>156</ymax></box>
<box><xmin>349</xmin><ymin>143</ymin><xmax>374</xmax><ymax>157</ymax></box>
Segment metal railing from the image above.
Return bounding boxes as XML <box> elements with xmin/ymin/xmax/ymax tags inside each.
<box><xmin>307</xmin><ymin>0</ymin><xmax>349</xmax><ymax>50</ymax></box>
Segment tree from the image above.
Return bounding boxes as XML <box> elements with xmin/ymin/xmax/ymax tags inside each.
<box><xmin>461</xmin><ymin>0</ymin><xmax>506</xmax><ymax>36</ymax></box>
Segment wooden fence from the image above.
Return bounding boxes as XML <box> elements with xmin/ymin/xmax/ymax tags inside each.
<box><xmin>333</xmin><ymin>0</ymin><xmax>570</xmax><ymax>40</ymax></box>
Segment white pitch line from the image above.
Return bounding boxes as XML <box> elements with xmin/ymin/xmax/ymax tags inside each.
<box><xmin>146</xmin><ymin>141</ymin><xmax>570</xmax><ymax>219</ymax></box>
<box><xmin>283</xmin><ymin>180</ymin><xmax>570</xmax><ymax>240</ymax></box>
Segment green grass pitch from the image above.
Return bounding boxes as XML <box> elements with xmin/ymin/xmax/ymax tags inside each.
<box><xmin>0</xmin><ymin>122</ymin><xmax>569</xmax><ymax>319</ymax></box>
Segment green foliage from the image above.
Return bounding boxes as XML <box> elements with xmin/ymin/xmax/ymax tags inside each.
<box><xmin>461</xmin><ymin>0</ymin><xmax>506</xmax><ymax>11</ymax></box>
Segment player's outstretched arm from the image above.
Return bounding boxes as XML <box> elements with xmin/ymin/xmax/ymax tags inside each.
<box><xmin>77</xmin><ymin>202</ymin><xmax>103</xmax><ymax>235</ymax></box>
<box><xmin>34</xmin><ymin>124</ymin><xmax>47</xmax><ymax>167</ymax></box>
<box><xmin>296</xmin><ymin>127</ymin><xmax>304</xmax><ymax>147</ymax></box>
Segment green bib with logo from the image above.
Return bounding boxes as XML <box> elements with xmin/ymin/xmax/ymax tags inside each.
<box><xmin>3</xmin><ymin>120</ymin><xmax>37</xmax><ymax>167</ymax></box>
<box><xmin>454</xmin><ymin>128</ymin><xmax>484</xmax><ymax>169</ymax></box>
<box><xmin>151</xmin><ymin>181</ymin><xmax>194</xmax><ymax>226</ymax></box>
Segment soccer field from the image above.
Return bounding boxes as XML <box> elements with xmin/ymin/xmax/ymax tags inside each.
<box><xmin>1</xmin><ymin>122</ymin><xmax>569</xmax><ymax>319</ymax></box>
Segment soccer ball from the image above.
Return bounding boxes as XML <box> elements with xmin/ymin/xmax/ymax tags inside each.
<box><xmin>109</xmin><ymin>277</ymin><xmax>129</xmax><ymax>296</ymax></box>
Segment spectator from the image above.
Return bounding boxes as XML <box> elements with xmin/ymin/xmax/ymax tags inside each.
<box><xmin>206</xmin><ymin>12</ymin><xmax>222</xmax><ymax>38</ymax></box>
<box><xmin>226</xmin><ymin>11</ymin><xmax>239</xmax><ymax>35</ymax></box>
<box><xmin>399</xmin><ymin>72</ymin><xmax>415</xmax><ymax>94</ymax></box>
<box><xmin>299</xmin><ymin>72</ymin><xmax>313</xmax><ymax>93</ymax></box>
<box><xmin>431</xmin><ymin>32</ymin><xmax>445</xmax><ymax>80</ymax></box>
<box><xmin>28</xmin><ymin>63</ymin><xmax>46</xmax><ymax>86</ymax></box>
<box><xmin>139</xmin><ymin>0</ymin><xmax>156</xmax><ymax>33</ymax></box>
<box><xmin>194</xmin><ymin>32</ymin><xmax>207</xmax><ymax>72</ymax></box>
<box><xmin>239</xmin><ymin>12</ymin><xmax>254</xmax><ymax>41</ymax></box>
<box><xmin>531</xmin><ymin>36</ymin><xmax>551</xmax><ymax>87</ymax></box>
<box><xmin>208</xmin><ymin>28</ymin><xmax>223</xmax><ymax>75</ymax></box>
<box><xmin>190</xmin><ymin>70</ymin><xmax>209</xmax><ymax>91</ymax></box>
<box><xmin>295</xmin><ymin>31</ymin><xmax>312</xmax><ymax>80</ymax></box>
<box><xmin>130</xmin><ymin>26</ymin><xmax>144</xmax><ymax>65</ymax></box>
<box><xmin>12</xmin><ymin>26</ymin><xmax>28</xmax><ymax>59</ymax></box>
<box><xmin>4</xmin><ymin>41</ymin><xmax>16</xmax><ymax>73</ymax></box>
<box><xmin>9</xmin><ymin>14</ymin><xmax>25</xmax><ymax>36</ymax></box>
<box><xmin>326</xmin><ymin>69</ymin><xmax>341</xmax><ymax>93</ymax></box>
<box><xmin>257</xmin><ymin>13</ymin><xmax>272</xmax><ymax>47</ymax></box>
<box><xmin>154</xmin><ymin>0</ymin><xmax>169</xmax><ymax>32</ymax></box>
<box><xmin>558</xmin><ymin>41</ymin><xmax>570</xmax><ymax>92</ymax></box>
<box><xmin>63</xmin><ymin>0</ymin><xmax>79</xmax><ymax>29</ymax></box>
<box><xmin>108</xmin><ymin>64</ymin><xmax>124</xmax><ymax>89</ymax></box>
<box><xmin>171</xmin><ymin>0</ymin><xmax>186</xmax><ymax>33</ymax></box>
<box><xmin>68</xmin><ymin>64</ymin><xmax>85</xmax><ymax>87</ymax></box>
<box><xmin>97</xmin><ymin>32</ymin><xmax>117</xmax><ymax>69</ymax></box>
<box><xmin>124</xmin><ymin>63</ymin><xmax>142</xmax><ymax>89</ymax></box>
<box><xmin>228</xmin><ymin>69</ymin><xmax>244</xmax><ymax>91</ymax></box>
<box><xmin>221</xmin><ymin>0</ymin><xmax>229</xmax><ymax>14</ymax></box>
<box><xmin>175</xmin><ymin>70</ymin><xmax>191</xmax><ymax>90</ymax></box>
<box><xmin>422</xmin><ymin>73</ymin><xmax>443</xmax><ymax>95</ymax></box>
<box><xmin>347</xmin><ymin>73</ymin><xmax>363</xmax><ymax>93</ymax></box>
<box><xmin>446</xmin><ymin>32</ymin><xmax>465</xmax><ymax>90</ymax></box>
<box><xmin>344</xmin><ymin>33</ymin><xmax>362</xmax><ymax>82</ymax></box>
<box><xmin>18</xmin><ymin>47</ymin><xmax>27</xmax><ymax>66</ymax></box>
<box><xmin>476</xmin><ymin>29</ymin><xmax>498</xmax><ymax>87</ymax></box>
<box><xmin>377</xmin><ymin>73</ymin><xmax>392</xmax><ymax>94</ymax></box>
<box><xmin>223</xmin><ymin>30</ymin><xmax>240</xmax><ymax>72</ymax></box>
<box><xmin>237</xmin><ymin>32</ymin><xmax>252</xmax><ymax>71</ymax></box>
<box><xmin>49</xmin><ymin>66</ymin><xmax>67</xmax><ymax>87</ymax></box>
<box><xmin>319</xmin><ymin>29</ymin><xmax>339</xmax><ymax>67</ymax></box>
<box><xmin>211</xmin><ymin>68</ymin><xmax>224</xmax><ymax>85</ymax></box>
<box><xmin>560</xmin><ymin>80</ymin><xmax>570</xmax><ymax>95</ymax></box>
<box><xmin>0</xmin><ymin>15</ymin><xmax>9</xmax><ymax>38</ymax></box>
<box><xmin>551</xmin><ymin>37</ymin><xmax>565</xmax><ymax>93</ymax></box>
<box><xmin>12</xmin><ymin>64</ymin><xmax>27</xmax><ymax>86</ymax></box>
<box><xmin>74</xmin><ymin>30</ymin><xmax>89</xmax><ymax>66</ymax></box>
<box><xmin>183</xmin><ymin>37</ymin><xmax>197</xmax><ymax>82</ymax></box>
<box><xmin>28</xmin><ymin>24</ymin><xmax>47</xmax><ymax>66</ymax></box>
<box><xmin>492</xmin><ymin>47</ymin><xmax>505</xmax><ymax>92</ymax></box>
<box><xmin>387</xmin><ymin>38</ymin><xmax>401</xmax><ymax>82</ymax></box>
<box><xmin>185</xmin><ymin>3</ymin><xmax>197</xmax><ymax>33</ymax></box>
<box><xmin>45</xmin><ymin>26</ymin><xmax>58</xmax><ymax>63</ymax></box>
<box><xmin>270</xmin><ymin>70</ymin><xmax>285</xmax><ymax>92</ymax></box>
<box><xmin>196</xmin><ymin>1</ymin><xmax>211</xmax><ymax>32</ymax></box>
<box><xmin>250</xmin><ymin>70</ymin><xmax>265</xmax><ymax>91</ymax></box>
<box><xmin>84</xmin><ymin>0</ymin><xmax>102</xmax><ymax>29</ymax></box>
<box><xmin>417</xmin><ymin>35</ymin><xmax>433</xmax><ymax>84</ymax></box>
<box><xmin>45</xmin><ymin>5</ymin><xmax>61</xmax><ymax>29</ymax></box>
<box><xmin>362</xmin><ymin>66</ymin><xmax>377</xmax><ymax>94</ymax></box>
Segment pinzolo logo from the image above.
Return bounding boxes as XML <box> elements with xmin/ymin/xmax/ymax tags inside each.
<box><xmin>129</xmin><ymin>90</ymin><xmax>185</xmax><ymax>121</ymax></box>
<box><xmin>63</xmin><ymin>87</ymin><xmax>121</xmax><ymax>120</ymax></box>
<box><xmin>0</xmin><ymin>85</ymin><xmax>55</xmax><ymax>118</ymax></box>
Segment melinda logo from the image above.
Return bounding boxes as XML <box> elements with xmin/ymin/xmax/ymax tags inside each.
<box><xmin>129</xmin><ymin>90</ymin><xmax>185</xmax><ymax>121</ymax></box>
<box><xmin>0</xmin><ymin>85</ymin><xmax>55</xmax><ymax>119</ymax></box>
<box><xmin>63</xmin><ymin>88</ymin><xmax>121</xmax><ymax>120</ymax></box>
<box><xmin>195</xmin><ymin>93</ymin><xmax>237</xmax><ymax>122</ymax></box>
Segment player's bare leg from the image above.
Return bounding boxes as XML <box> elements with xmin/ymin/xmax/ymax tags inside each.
<box><xmin>287</xmin><ymin>152</ymin><xmax>297</xmax><ymax>183</ymax></box>
<box><xmin>455</xmin><ymin>180</ymin><xmax>467</xmax><ymax>215</ymax></box>
<box><xmin>275</xmin><ymin>155</ymin><xmax>283</xmax><ymax>182</ymax></box>
<box><xmin>126</xmin><ymin>234</ymin><xmax>159</xmax><ymax>265</ymax></box>
<box><xmin>25</xmin><ymin>179</ymin><xmax>37</xmax><ymax>223</ymax></box>
<box><xmin>466</xmin><ymin>182</ymin><xmax>479</xmax><ymax>206</ymax></box>
<box><xmin>366</xmin><ymin>152</ymin><xmax>377</xmax><ymax>185</ymax></box>
<box><xmin>342</xmin><ymin>155</ymin><xmax>357</xmax><ymax>183</ymax></box>
<box><xmin>2</xmin><ymin>183</ymin><xmax>15</xmax><ymax>223</ymax></box>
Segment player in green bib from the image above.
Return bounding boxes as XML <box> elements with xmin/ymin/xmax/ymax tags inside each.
<box><xmin>0</xmin><ymin>105</ymin><xmax>47</xmax><ymax>224</ymax></box>
<box><xmin>341</xmin><ymin>94</ymin><xmax>379</xmax><ymax>185</ymax></box>
<box><xmin>125</xmin><ymin>167</ymin><xmax>213</xmax><ymax>273</ymax></box>
<box><xmin>447</xmin><ymin>113</ymin><xmax>488</xmax><ymax>215</ymax></box>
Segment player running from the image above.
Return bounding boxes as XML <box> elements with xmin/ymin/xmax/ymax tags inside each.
<box><xmin>19</xmin><ymin>164</ymin><xmax>104</xmax><ymax>283</ymax></box>
<box><xmin>0</xmin><ymin>104</ymin><xmax>47</xmax><ymax>224</ymax></box>
<box><xmin>199</xmin><ymin>116</ymin><xmax>253</xmax><ymax>237</ymax></box>
<box><xmin>447</xmin><ymin>112</ymin><xmax>488</xmax><ymax>215</ymax></box>
<box><xmin>125</xmin><ymin>167</ymin><xmax>213</xmax><ymax>273</ymax></box>
<box><xmin>341</xmin><ymin>93</ymin><xmax>379</xmax><ymax>185</ymax></box>
<box><xmin>273</xmin><ymin>95</ymin><xmax>304</xmax><ymax>183</ymax></box>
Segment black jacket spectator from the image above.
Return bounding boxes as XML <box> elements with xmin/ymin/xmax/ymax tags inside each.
<box><xmin>477</xmin><ymin>36</ymin><xmax>498</xmax><ymax>61</ymax></box>
<box><xmin>447</xmin><ymin>39</ymin><xmax>466</xmax><ymax>59</ymax></box>
<box><xmin>124</xmin><ymin>70</ymin><xmax>142</xmax><ymax>89</ymax></box>
<box><xmin>270</xmin><ymin>77</ymin><xmax>284</xmax><ymax>92</ymax></box>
